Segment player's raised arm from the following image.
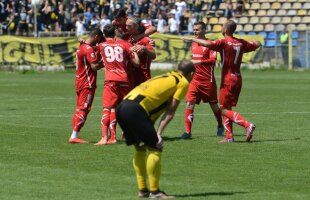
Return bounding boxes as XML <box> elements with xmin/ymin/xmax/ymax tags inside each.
<box><xmin>182</xmin><ymin>37</ymin><xmax>211</xmax><ymax>47</ymax></box>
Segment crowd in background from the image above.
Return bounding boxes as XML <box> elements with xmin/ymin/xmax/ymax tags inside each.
<box><xmin>0</xmin><ymin>0</ymin><xmax>250</xmax><ymax>36</ymax></box>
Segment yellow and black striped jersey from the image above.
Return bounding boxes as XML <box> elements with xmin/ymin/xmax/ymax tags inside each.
<box><xmin>125</xmin><ymin>71</ymin><xmax>189</xmax><ymax>122</ymax></box>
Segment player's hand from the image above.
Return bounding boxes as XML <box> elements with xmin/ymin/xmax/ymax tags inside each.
<box><xmin>132</xmin><ymin>44</ymin><xmax>145</xmax><ymax>54</ymax></box>
<box><xmin>256</xmin><ymin>41</ymin><xmax>262</xmax><ymax>48</ymax></box>
<box><xmin>156</xmin><ymin>135</ymin><xmax>163</xmax><ymax>150</ymax></box>
<box><xmin>191</xmin><ymin>59</ymin><xmax>201</xmax><ymax>65</ymax></box>
<box><xmin>182</xmin><ymin>37</ymin><xmax>193</xmax><ymax>42</ymax></box>
<box><xmin>78</xmin><ymin>37</ymin><xmax>85</xmax><ymax>44</ymax></box>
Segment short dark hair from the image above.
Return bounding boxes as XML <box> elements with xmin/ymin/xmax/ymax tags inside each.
<box><xmin>103</xmin><ymin>24</ymin><xmax>116</xmax><ymax>38</ymax></box>
<box><xmin>89</xmin><ymin>28</ymin><xmax>103</xmax><ymax>38</ymax></box>
<box><xmin>194</xmin><ymin>21</ymin><xmax>206</xmax><ymax>30</ymax></box>
<box><xmin>177</xmin><ymin>60</ymin><xmax>195</xmax><ymax>75</ymax></box>
<box><xmin>113</xmin><ymin>8</ymin><xmax>126</xmax><ymax>19</ymax></box>
<box><xmin>226</xmin><ymin>20</ymin><xmax>237</xmax><ymax>35</ymax></box>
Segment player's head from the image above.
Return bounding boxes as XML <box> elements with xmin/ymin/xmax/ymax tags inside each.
<box><xmin>177</xmin><ymin>60</ymin><xmax>195</xmax><ymax>82</ymax></box>
<box><xmin>88</xmin><ymin>28</ymin><xmax>104</xmax><ymax>45</ymax></box>
<box><xmin>193</xmin><ymin>21</ymin><xmax>206</xmax><ymax>39</ymax></box>
<box><xmin>113</xmin><ymin>8</ymin><xmax>127</xmax><ymax>26</ymax></box>
<box><xmin>103</xmin><ymin>24</ymin><xmax>116</xmax><ymax>38</ymax></box>
<box><xmin>222</xmin><ymin>20</ymin><xmax>236</xmax><ymax>36</ymax></box>
<box><xmin>126</xmin><ymin>16</ymin><xmax>143</xmax><ymax>35</ymax></box>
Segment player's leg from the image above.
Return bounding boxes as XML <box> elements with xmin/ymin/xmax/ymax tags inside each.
<box><xmin>69</xmin><ymin>88</ymin><xmax>95</xmax><ymax>143</ymax></box>
<box><xmin>95</xmin><ymin>108</ymin><xmax>110</xmax><ymax>145</ymax></box>
<box><xmin>107</xmin><ymin>108</ymin><xmax>117</xmax><ymax>144</ymax></box>
<box><xmin>133</xmin><ymin>145</ymin><xmax>149</xmax><ymax>197</ymax></box>
<box><xmin>209</xmin><ymin>103</ymin><xmax>224</xmax><ymax>137</ymax></box>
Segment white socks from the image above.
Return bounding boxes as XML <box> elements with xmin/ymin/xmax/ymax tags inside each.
<box><xmin>70</xmin><ymin>131</ymin><xmax>80</xmax><ymax>139</ymax></box>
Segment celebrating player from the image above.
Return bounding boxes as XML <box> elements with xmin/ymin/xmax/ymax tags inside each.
<box><xmin>180</xmin><ymin>21</ymin><xmax>224</xmax><ymax>139</ymax></box>
<box><xmin>126</xmin><ymin>16</ymin><xmax>156</xmax><ymax>87</ymax></box>
<box><xmin>116</xmin><ymin>60</ymin><xmax>195</xmax><ymax>198</ymax></box>
<box><xmin>69</xmin><ymin>28</ymin><xmax>104</xmax><ymax>144</ymax></box>
<box><xmin>112</xmin><ymin>8</ymin><xmax>157</xmax><ymax>42</ymax></box>
<box><xmin>183</xmin><ymin>20</ymin><xmax>262</xmax><ymax>143</ymax></box>
<box><xmin>95</xmin><ymin>24</ymin><xmax>140</xmax><ymax>145</ymax></box>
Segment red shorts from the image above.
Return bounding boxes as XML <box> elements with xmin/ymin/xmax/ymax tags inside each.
<box><xmin>103</xmin><ymin>81</ymin><xmax>131</xmax><ymax>108</ymax></box>
<box><xmin>219</xmin><ymin>76</ymin><xmax>242</xmax><ymax>108</ymax></box>
<box><xmin>76</xmin><ymin>88</ymin><xmax>96</xmax><ymax>111</ymax></box>
<box><xmin>186</xmin><ymin>80</ymin><xmax>218</xmax><ymax>104</ymax></box>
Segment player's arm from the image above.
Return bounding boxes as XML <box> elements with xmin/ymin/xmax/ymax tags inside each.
<box><xmin>132</xmin><ymin>44</ymin><xmax>156</xmax><ymax>60</ymax></box>
<box><xmin>244</xmin><ymin>40</ymin><xmax>262</xmax><ymax>53</ymax></box>
<box><xmin>131</xmin><ymin>24</ymin><xmax>157</xmax><ymax>42</ymax></box>
<box><xmin>130</xmin><ymin>51</ymin><xmax>140</xmax><ymax>68</ymax></box>
<box><xmin>86</xmin><ymin>47</ymin><xmax>104</xmax><ymax>71</ymax></box>
<box><xmin>192</xmin><ymin>50</ymin><xmax>216</xmax><ymax>65</ymax></box>
<box><xmin>182</xmin><ymin>37</ymin><xmax>211</xmax><ymax>47</ymax></box>
<box><xmin>156</xmin><ymin>98</ymin><xmax>180</xmax><ymax>149</ymax></box>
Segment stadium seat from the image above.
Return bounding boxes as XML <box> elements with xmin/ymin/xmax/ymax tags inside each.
<box><xmin>244</xmin><ymin>3</ymin><xmax>250</xmax><ymax>10</ymax></box>
<box><xmin>277</xmin><ymin>0</ymin><xmax>286</xmax><ymax>2</ymax></box>
<box><xmin>266</xmin><ymin>10</ymin><xmax>276</xmax><ymax>16</ymax></box>
<box><xmin>254</xmin><ymin>24</ymin><xmax>264</xmax><ymax>32</ymax></box>
<box><xmin>247</xmin><ymin>10</ymin><xmax>256</xmax><ymax>16</ymax></box>
<box><xmin>260</xmin><ymin>3</ymin><xmax>270</xmax><ymax>10</ymax></box>
<box><xmin>304</xmin><ymin>3</ymin><xmax>310</xmax><ymax>9</ymax></box>
<box><xmin>282</xmin><ymin>17</ymin><xmax>291</xmax><ymax>24</ymax></box>
<box><xmin>287</xmin><ymin>24</ymin><xmax>296</xmax><ymax>30</ymax></box>
<box><xmin>212</xmin><ymin>25</ymin><xmax>222</xmax><ymax>32</ymax></box>
<box><xmin>292</xmin><ymin>3</ymin><xmax>302</xmax><ymax>9</ymax></box>
<box><xmin>260</xmin><ymin>17</ymin><xmax>270</xmax><ymax>24</ymax></box>
<box><xmin>271</xmin><ymin>2</ymin><xmax>281</xmax><ymax>10</ymax></box>
<box><xmin>297</xmin><ymin>10</ymin><xmax>307</xmax><ymax>16</ymax></box>
<box><xmin>219</xmin><ymin>3</ymin><xmax>226</xmax><ymax>10</ymax></box>
<box><xmin>296</xmin><ymin>24</ymin><xmax>307</xmax><ymax>31</ymax></box>
<box><xmin>298</xmin><ymin>0</ymin><xmax>307</xmax><ymax>2</ymax></box>
<box><xmin>236</xmin><ymin>24</ymin><xmax>243</xmax><ymax>32</ymax></box>
<box><xmin>239</xmin><ymin>16</ymin><xmax>249</xmax><ymax>25</ymax></box>
<box><xmin>257</xmin><ymin>10</ymin><xmax>267</xmax><ymax>16</ymax></box>
<box><xmin>209</xmin><ymin>17</ymin><xmax>218</xmax><ymax>25</ymax></box>
<box><xmin>281</xmin><ymin>3</ymin><xmax>291</xmax><ymax>10</ymax></box>
<box><xmin>218</xmin><ymin>17</ymin><xmax>227</xmax><ymax>24</ymax></box>
<box><xmin>271</xmin><ymin>17</ymin><xmax>281</xmax><ymax>24</ymax></box>
<box><xmin>258</xmin><ymin>31</ymin><xmax>267</xmax><ymax>38</ymax></box>
<box><xmin>292</xmin><ymin>16</ymin><xmax>301</xmax><ymax>24</ymax></box>
<box><xmin>236</xmin><ymin>31</ymin><xmax>245</xmax><ymax>35</ymax></box>
<box><xmin>248</xmin><ymin>31</ymin><xmax>256</xmax><ymax>35</ymax></box>
<box><xmin>249</xmin><ymin>16</ymin><xmax>259</xmax><ymax>24</ymax></box>
<box><xmin>292</xmin><ymin>40</ymin><xmax>298</xmax><ymax>47</ymax></box>
<box><xmin>302</xmin><ymin>16</ymin><xmax>310</xmax><ymax>24</ymax></box>
<box><xmin>265</xmin><ymin>24</ymin><xmax>275</xmax><ymax>32</ymax></box>
<box><xmin>267</xmin><ymin>32</ymin><xmax>276</xmax><ymax>39</ymax></box>
<box><xmin>277</xmin><ymin>10</ymin><xmax>287</xmax><ymax>16</ymax></box>
<box><xmin>243</xmin><ymin>24</ymin><xmax>254</xmax><ymax>32</ymax></box>
<box><xmin>265</xmin><ymin>40</ymin><xmax>276</xmax><ymax>48</ymax></box>
<box><xmin>287</xmin><ymin>10</ymin><xmax>297</xmax><ymax>16</ymax></box>
<box><xmin>250</xmin><ymin>3</ymin><xmax>260</xmax><ymax>10</ymax></box>
<box><xmin>275</xmin><ymin>24</ymin><xmax>284</xmax><ymax>31</ymax></box>
<box><xmin>292</xmin><ymin>31</ymin><xmax>299</xmax><ymax>39</ymax></box>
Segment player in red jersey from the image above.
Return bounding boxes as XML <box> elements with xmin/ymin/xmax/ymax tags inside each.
<box><xmin>69</xmin><ymin>28</ymin><xmax>105</xmax><ymax>144</ymax></box>
<box><xmin>112</xmin><ymin>8</ymin><xmax>157</xmax><ymax>42</ymax></box>
<box><xmin>126</xmin><ymin>16</ymin><xmax>156</xmax><ymax>87</ymax></box>
<box><xmin>95</xmin><ymin>24</ymin><xmax>140</xmax><ymax>145</ymax></box>
<box><xmin>180</xmin><ymin>21</ymin><xmax>224</xmax><ymax>139</ymax></box>
<box><xmin>183</xmin><ymin>20</ymin><xmax>262</xmax><ymax>143</ymax></box>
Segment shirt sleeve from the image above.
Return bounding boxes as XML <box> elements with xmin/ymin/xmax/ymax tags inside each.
<box><xmin>85</xmin><ymin>46</ymin><xmax>97</xmax><ymax>64</ymax></box>
<box><xmin>173</xmin><ymin>78</ymin><xmax>189</xmax><ymax>101</ymax></box>
<box><xmin>144</xmin><ymin>38</ymin><xmax>155</xmax><ymax>51</ymax></box>
<box><xmin>208</xmin><ymin>39</ymin><xmax>225</xmax><ymax>52</ymax></box>
<box><xmin>243</xmin><ymin>40</ymin><xmax>259</xmax><ymax>53</ymax></box>
<box><xmin>125</xmin><ymin>42</ymin><xmax>135</xmax><ymax>59</ymax></box>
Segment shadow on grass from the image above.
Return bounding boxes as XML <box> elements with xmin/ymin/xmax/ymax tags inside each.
<box><xmin>235</xmin><ymin>138</ymin><xmax>300</xmax><ymax>143</ymax></box>
<box><xmin>174</xmin><ymin>191</ymin><xmax>247</xmax><ymax>198</ymax></box>
<box><xmin>162</xmin><ymin>136</ymin><xmax>192</xmax><ymax>141</ymax></box>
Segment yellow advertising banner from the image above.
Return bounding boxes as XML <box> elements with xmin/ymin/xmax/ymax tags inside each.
<box><xmin>0</xmin><ymin>34</ymin><xmax>263</xmax><ymax>67</ymax></box>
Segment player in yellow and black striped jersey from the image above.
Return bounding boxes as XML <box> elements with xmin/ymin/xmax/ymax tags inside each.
<box><xmin>116</xmin><ymin>60</ymin><xmax>195</xmax><ymax>198</ymax></box>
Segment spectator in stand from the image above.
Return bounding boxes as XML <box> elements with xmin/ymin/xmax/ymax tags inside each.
<box><xmin>139</xmin><ymin>0</ymin><xmax>150</xmax><ymax>17</ymax></box>
<box><xmin>236</xmin><ymin>0</ymin><xmax>245</xmax><ymax>16</ymax></box>
<box><xmin>90</xmin><ymin>14</ymin><xmax>99</xmax><ymax>29</ymax></box>
<box><xmin>99</xmin><ymin>13</ymin><xmax>111</xmax><ymax>32</ymax></box>
<box><xmin>187</xmin><ymin>13</ymin><xmax>196</xmax><ymax>35</ymax></box>
<box><xmin>84</xmin><ymin>7</ymin><xmax>94</xmax><ymax>29</ymax></box>
<box><xmin>16</xmin><ymin>6</ymin><xmax>29</xmax><ymax>36</ymax></box>
<box><xmin>157</xmin><ymin>0</ymin><xmax>169</xmax><ymax>19</ymax></box>
<box><xmin>175</xmin><ymin>0</ymin><xmax>186</xmax><ymax>34</ymax></box>
<box><xmin>142</xmin><ymin>14</ymin><xmax>153</xmax><ymax>26</ymax></box>
<box><xmin>155</xmin><ymin>13</ymin><xmax>167</xmax><ymax>33</ymax></box>
<box><xmin>209</xmin><ymin>0</ymin><xmax>222</xmax><ymax>10</ymax></box>
<box><xmin>168</xmin><ymin>13</ymin><xmax>178</xmax><ymax>35</ymax></box>
<box><xmin>194</xmin><ymin>0</ymin><xmax>203</xmax><ymax>22</ymax></box>
<box><xmin>224</xmin><ymin>0</ymin><xmax>235</xmax><ymax>19</ymax></box>
<box><xmin>75</xmin><ymin>15</ymin><xmax>85</xmax><ymax>36</ymax></box>
<box><xmin>0</xmin><ymin>0</ymin><xmax>8</xmax><ymax>24</ymax></box>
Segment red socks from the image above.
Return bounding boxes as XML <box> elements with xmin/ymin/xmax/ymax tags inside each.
<box><xmin>185</xmin><ymin>108</ymin><xmax>194</xmax><ymax>133</ymax></box>
<box><xmin>224</xmin><ymin>110</ymin><xmax>250</xmax><ymax>128</ymax></box>
<box><xmin>72</xmin><ymin>110</ymin><xmax>88</xmax><ymax>132</ymax></box>
<box><xmin>109</xmin><ymin>110</ymin><xmax>117</xmax><ymax>140</ymax></box>
<box><xmin>223</xmin><ymin>116</ymin><xmax>233</xmax><ymax>139</ymax></box>
<box><xmin>101</xmin><ymin>109</ymin><xmax>110</xmax><ymax>138</ymax></box>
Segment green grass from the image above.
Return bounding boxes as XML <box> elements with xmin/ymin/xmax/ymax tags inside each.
<box><xmin>0</xmin><ymin>69</ymin><xmax>310</xmax><ymax>200</ymax></box>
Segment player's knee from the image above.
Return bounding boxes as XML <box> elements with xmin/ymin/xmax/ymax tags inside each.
<box><xmin>135</xmin><ymin>145</ymin><xmax>147</xmax><ymax>152</ymax></box>
<box><xmin>186</xmin><ymin>102</ymin><xmax>195</xmax><ymax>109</ymax></box>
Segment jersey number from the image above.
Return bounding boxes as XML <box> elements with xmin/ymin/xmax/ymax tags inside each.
<box><xmin>233</xmin><ymin>46</ymin><xmax>240</xmax><ymax>64</ymax></box>
<box><xmin>104</xmin><ymin>46</ymin><xmax>124</xmax><ymax>62</ymax></box>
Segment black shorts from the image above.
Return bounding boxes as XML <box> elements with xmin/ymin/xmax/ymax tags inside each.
<box><xmin>116</xmin><ymin>100</ymin><xmax>159</xmax><ymax>149</ymax></box>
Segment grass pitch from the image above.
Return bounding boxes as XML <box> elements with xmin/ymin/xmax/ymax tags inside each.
<box><xmin>0</xmin><ymin>69</ymin><xmax>310</xmax><ymax>200</ymax></box>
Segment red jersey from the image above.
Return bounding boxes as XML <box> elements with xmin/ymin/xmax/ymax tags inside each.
<box><xmin>75</xmin><ymin>43</ymin><xmax>98</xmax><ymax>91</ymax></box>
<box><xmin>98</xmin><ymin>39</ymin><xmax>135</xmax><ymax>83</ymax></box>
<box><xmin>132</xmin><ymin>36</ymin><xmax>155</xmax><ymax>84</ymax></box>
<box><xmin>192</xmin><ymin>40</ymin><xmax>217</xmax><ymax>83</ymax></box>
<box><xmin>208</xmin><ymin>36</ymin><xmax>259</xmax><ymax>80</ymax></box>
<box><xmin>112</xmin><ymin>16</ymin><xmax>152</xmax><ymax>40</ymax></box>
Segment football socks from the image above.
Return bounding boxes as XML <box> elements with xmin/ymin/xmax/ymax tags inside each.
<box><xmin>185</xmin><ymin>108</ymin><xmax>194</xmax><ymax>133</ymax></box>
<box><xmin>101</xmin><ymin>109</ymin><xmax>110</xmax><ymax>138</ymax></box>
<box><xmin>147</xmin><ymin>150</ymin><xmax>161</xmax><ymax>192</ymax></box>
<box><xmin>133</xmin><ymin>148</ymin><xmax>147</xmax><ymax>190</ymax></box>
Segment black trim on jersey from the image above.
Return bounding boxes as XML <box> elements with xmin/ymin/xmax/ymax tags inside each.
<box><xmin>134</xmin><ymin>95</ymin><xmax>145</xmax><ymax>103</ymax></box>
<box><xmin>149</xmin><ymin>101</ymin><xmax>169</xmax><ymax>116</ymax></box>
<box><xmin>172</xmin><ymin>75</ymin><xmax>180</xmax><ymax>85</ymax></box>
